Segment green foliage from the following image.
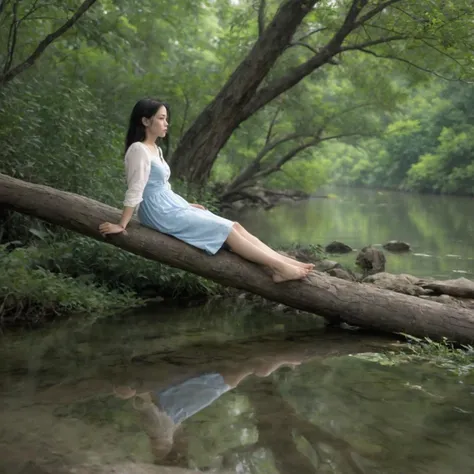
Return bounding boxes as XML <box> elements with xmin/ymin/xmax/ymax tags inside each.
<box><xmin>330</xmin><ymin>81</ymin><xmax>474</xmax><ymax>195</ymax></box>
<box><xmin>403</xmin><ymin>334</ymin><xmax>474</xmax><ymax>377</ymax></box>
<box><xmin>0</xmin><ymin>245</ymin><xmax>142</xmax><ymax>327</ymax></box>
<box><xmin>27</xmin><ymin>237</ymin><xmax>220</xmax><ymax>299</ymax></box>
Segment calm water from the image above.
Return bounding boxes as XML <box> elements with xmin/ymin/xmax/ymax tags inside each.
<box><xmin>238</xmin><ymin>187</ymin><xmax>474</xmax><ymax>280</ymax></box>
<box><xmin>1</xmin><ymin>188</ymin><xmax>474</xmax><ymax>473</ymax></box>
<box><xmin>1</xmin><ymin>302</ymin><xmax>473</xmax><ymax>474</ymax></box>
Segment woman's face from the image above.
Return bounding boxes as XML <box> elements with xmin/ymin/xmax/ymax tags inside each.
<box><xmin>146</xmin><ymin>105</ymin><xmax>168</xmax><ymax>138</ymax></box>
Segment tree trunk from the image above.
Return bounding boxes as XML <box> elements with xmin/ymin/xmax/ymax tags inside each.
<box><xmin>1</xmin><ymin>172</ymin><xmax>474</xmax><ymax>344</ymax></box>
<box><xmin>169</xmin><ymin>0</ymin><xmax>318</xmax><ymax>185</ymax></box>
<box><xmin>169</xmin><ymin>0</ymin><xmax>406</xmax><ymax>186</ymax></box>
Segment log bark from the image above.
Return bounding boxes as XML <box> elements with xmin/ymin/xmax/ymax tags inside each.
<box><xmin>2</xmin><ymin>172</ymin><xmax>474</xmax><ymax>344</ymax></box>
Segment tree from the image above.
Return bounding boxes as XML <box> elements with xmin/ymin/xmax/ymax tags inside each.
<box><xmin>0</xmin><ymin>0</ymin><xmax>99</xmax><ymax>87</ymax></box>
<box><xmin>219</xmin><ymin>59</ymin><xmax>392</xmax><ymax>200</ymax></box>
<box><xmin>169</xmin><ymin>0</ymin><xmax>474</xmax><ymax>186</ymax></box>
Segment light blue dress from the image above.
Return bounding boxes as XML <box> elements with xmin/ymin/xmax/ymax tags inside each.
<box><xmin>137</xmin><ymin>146</ymin><xmax>234</xmax><ymax>255</ymax></box>
<box><xmin>154</xmin><ymin>372</ymin><xmax>230</xmax><ymax>424</ymax></box>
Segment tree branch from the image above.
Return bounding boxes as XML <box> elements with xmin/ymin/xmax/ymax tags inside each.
<box><xmin>289</xmin><ymin>41</ymin><xmax>319</xmax><ymax>55</ymax></box>
<box><xmin>258</xmin><ymin>0</ymin><xmax>266</xmax><ymax>38</ymax></box>
<box><xmin>3</xmin><ymin>0</ymin><xmax>20</xmax><ymax>74</ymax></box>
<box><xmin>357</xmin><ymin>48</ymin><xmax>466</xmax><ymax>82</ymax></box>
<box><xmin>0</xmin><ymin>0</ymin><xmax>99</xmax><ymax>86</ymax></box>
<box><xmin>253</xmin><ymin>131</ymin><xmax>370</xmax><ymax>181</ymax></box>
<box><xmin>240</xmin><ymin>0</ymin><xmax>405</xmax><ymax>121</ymax></box>
<box><xmin>223</xmin><ymin>132</ymin><xmax>312</xmax><ymax>194</ymax></box>
<box><xmin>0</xmin><ymin>0</ymin><xmax>11</xmax><ymax>17</ymax></box>
<box><xmin>337</xmin><ymin>35</ymin><xmax>407</xmax><ymax>53</ymax></box>
<box><xmin>265</xmin><ymin>107</ymin><xmax>280</xmax><ymax>146</ymax></box>
<box><xmin>353</xmin><ymin>0</ymin><xmax>405</xmax><ymax>28</ymax></box>
<box><xmin>295</xmin><ymin>27</ymin><xmax>328</xmax><ymax>43</ymax></box>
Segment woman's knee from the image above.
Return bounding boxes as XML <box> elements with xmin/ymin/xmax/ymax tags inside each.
<box><xmin>226</xmin><ymin>225</ymin><xmax>243</xmax><ymax>246</ymax></box>
<box><xmin>232</xmin><ymin>222</ymin><xmax>244</xmax><ymax>233</ymax></box>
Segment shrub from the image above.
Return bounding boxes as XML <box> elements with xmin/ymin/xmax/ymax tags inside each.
<box><xmin>0</xmin><ymin>246</ymin><xmax>142</xmax><ymax>328</ymax></box>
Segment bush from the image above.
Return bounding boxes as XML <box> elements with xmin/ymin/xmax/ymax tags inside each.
<box><xmin>0</xmin><ymin>246</ymin><xmax>142</xmax><ymax>328</ymax></box>
<box><xmin>27</xmin><ymin>236</ymin><xmax>220</xmax><ymax>299</ymax></box>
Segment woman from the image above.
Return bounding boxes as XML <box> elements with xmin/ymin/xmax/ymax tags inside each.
<box><xmin>99</xmin><ymin>98</ymin><xmax>313</xmax><ymax>283</ymax></box>
<box><xmin>114</xmin><ymin>355</ymin><xmax>303</xmax><ymax>465</ymax></box>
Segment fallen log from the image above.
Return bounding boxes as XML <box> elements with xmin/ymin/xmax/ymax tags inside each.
<box><xmin>1</xmin><ymin>172</ymin><xmax>474</xmax><ymax>343</ymax></box>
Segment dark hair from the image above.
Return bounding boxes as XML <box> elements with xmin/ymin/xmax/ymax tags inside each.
<box><xmin>125</xmin><ymin>98</ymin><xmax>170</xmax><ymax>154</ymax></box>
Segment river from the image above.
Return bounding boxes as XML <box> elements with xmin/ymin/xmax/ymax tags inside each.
<box><xmin>238</xmin><ymin>187</ymin><xmax>474</xmax><ymax>280</ymax></box>
<box><xmin>1</xmin><ymin>188</ymin><xmax>474</xmax><ymax>474</ymax></box>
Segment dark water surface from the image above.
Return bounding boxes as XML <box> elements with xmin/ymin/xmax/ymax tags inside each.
<box><xmin>238</xmin><ymin>187</ymin><xmax>474</xmax><ymax>280</ymax></box>
<box><xmin>1</xmin><ymin>301</ymin><xmax>473</xmax><ymax>474</ymax></box>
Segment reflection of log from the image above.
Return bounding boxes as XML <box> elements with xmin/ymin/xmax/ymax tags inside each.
<box><xmin>35</xmin><ymin>329</ymin><xmax>388</xmax><ymax>404</ymax></box>
<box><xmin>2</xmin><ymin>172</ymin><xmax>474</xmax><ymax>343</ymax></box>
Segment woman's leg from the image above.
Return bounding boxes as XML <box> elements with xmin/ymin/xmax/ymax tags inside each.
<box><xmin>225</xmin><ymin>226</ymin><xmax>309</xmax><ymax>283</ymax></box>
<box><xmin>233</xmin><ymin>223</ymin><xmax>314</xmax><ymax>270</ymax></box>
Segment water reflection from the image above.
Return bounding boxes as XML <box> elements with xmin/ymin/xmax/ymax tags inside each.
<box><xmin>114</xmin><ymin>355</ymin><xmax>303</xmax><ymax>466</ymax></box>
<box><xmin>237</xmin><ymin>187</ymin><xmax>474</xmax><ymax>280</ymax></box>
<box><xmin>1</xmin><ymin>307</ymin><xmax>473</xmax><ymax>474</ymax></box>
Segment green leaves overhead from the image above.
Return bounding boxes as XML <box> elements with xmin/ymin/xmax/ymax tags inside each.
<box><xmin>2</xmin><ymin>0</ymin><xmax>474</xmax><ymax>197</ymax></box>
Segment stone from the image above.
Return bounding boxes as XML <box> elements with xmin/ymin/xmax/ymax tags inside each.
<box><xmin>324</xmin><ymin>241</ymin><xmax>353</xmax><ymax>254</ymax></box>
<box><xmin>356</xmin><ymin>246</ymin><xmax>386</xmax><ymax>276</ymax></box>
<box><xmin>383</xmin><ymin>240</ymin><xmax>411</xmax><ymax>252</ymax></box>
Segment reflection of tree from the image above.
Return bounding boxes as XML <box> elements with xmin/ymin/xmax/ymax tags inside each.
<box><xmin>221</xmin><ymin>379</ymin><xmax>368</xmax><ymax>474</ymax></box>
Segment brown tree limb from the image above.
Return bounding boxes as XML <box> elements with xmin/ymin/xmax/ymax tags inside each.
<box><xmin>0</xmin><ymin>0</ymin><xmax>99</xmax><ymax>86</ymax></box>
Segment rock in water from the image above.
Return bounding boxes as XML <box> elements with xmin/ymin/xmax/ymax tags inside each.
<box><xmin>325</xmin><ymin>241</ymin><xmax>353</xmax><ymax>254</ymax></box>
<box><xmin>356</xmin><ymin>246</ymin><xmax>386</xmax><ymax>276</ymax></box>
<box><xmin>383</xmin><ymin>240</ymin><xmax>411</xmax><ymax>252</ymax></box>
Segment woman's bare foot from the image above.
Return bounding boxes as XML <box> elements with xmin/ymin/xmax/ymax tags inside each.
<box><xmin>113</xmin><ymin>385</ymin><xmax>137</xmax><ymax>399</ymax></box>
<box><xmin>271</xmin><ymin>262</ymin><xmax>310</xmax><ymax>283</ymax></box>
<box><xmin>253</xmin><ymin>358</ymin><xmax>303</xmax><ymax>377</ymax></box>
<box><xmin>289</xmin><ymin>259</ymin><xmax>314</xmax><ymax>270</ymax></box>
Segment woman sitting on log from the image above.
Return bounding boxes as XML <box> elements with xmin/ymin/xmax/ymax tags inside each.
<box><xmin>99</xmin><ymin>98</ymin><xmax>313</xmax><ymax>283</ymax></box>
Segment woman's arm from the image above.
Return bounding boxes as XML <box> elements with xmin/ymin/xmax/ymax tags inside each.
<box><xmin>99</xmin><ymin>144</ymin><xmax>150</xmax><ymax>235</ymax></box>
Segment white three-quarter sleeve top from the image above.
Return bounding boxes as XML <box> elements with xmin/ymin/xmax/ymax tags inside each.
<box><xmin>123</xmin><ymin>142</ymin><xmax>163</xmax><ymax>207</ymax></box>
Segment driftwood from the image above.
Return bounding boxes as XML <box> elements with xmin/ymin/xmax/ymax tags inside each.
<box><xmin>2</xmin><ymin>172</ymin><xmax>474</xmax><ymax>343</ymax></box>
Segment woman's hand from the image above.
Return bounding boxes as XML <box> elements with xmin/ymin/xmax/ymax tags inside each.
<box><xmin>190</xmin><ymin>203</ymin><xmax>207</xmax><ymax>210</ymax></box>
<box><xmin>99</xmin><ymin>222</ymin><xmax>127</xmax><ymax>236</ymax></box>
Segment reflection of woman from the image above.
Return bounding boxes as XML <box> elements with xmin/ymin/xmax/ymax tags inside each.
<box><xmin>114</xmin><ymin>357</ymin><xmax>303</xmax><ymax>463</ymax></box>
<box><xmin>98</xmin><ymin>98</ymin><xmax>313</xmax><ymax>283</ymax></box>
